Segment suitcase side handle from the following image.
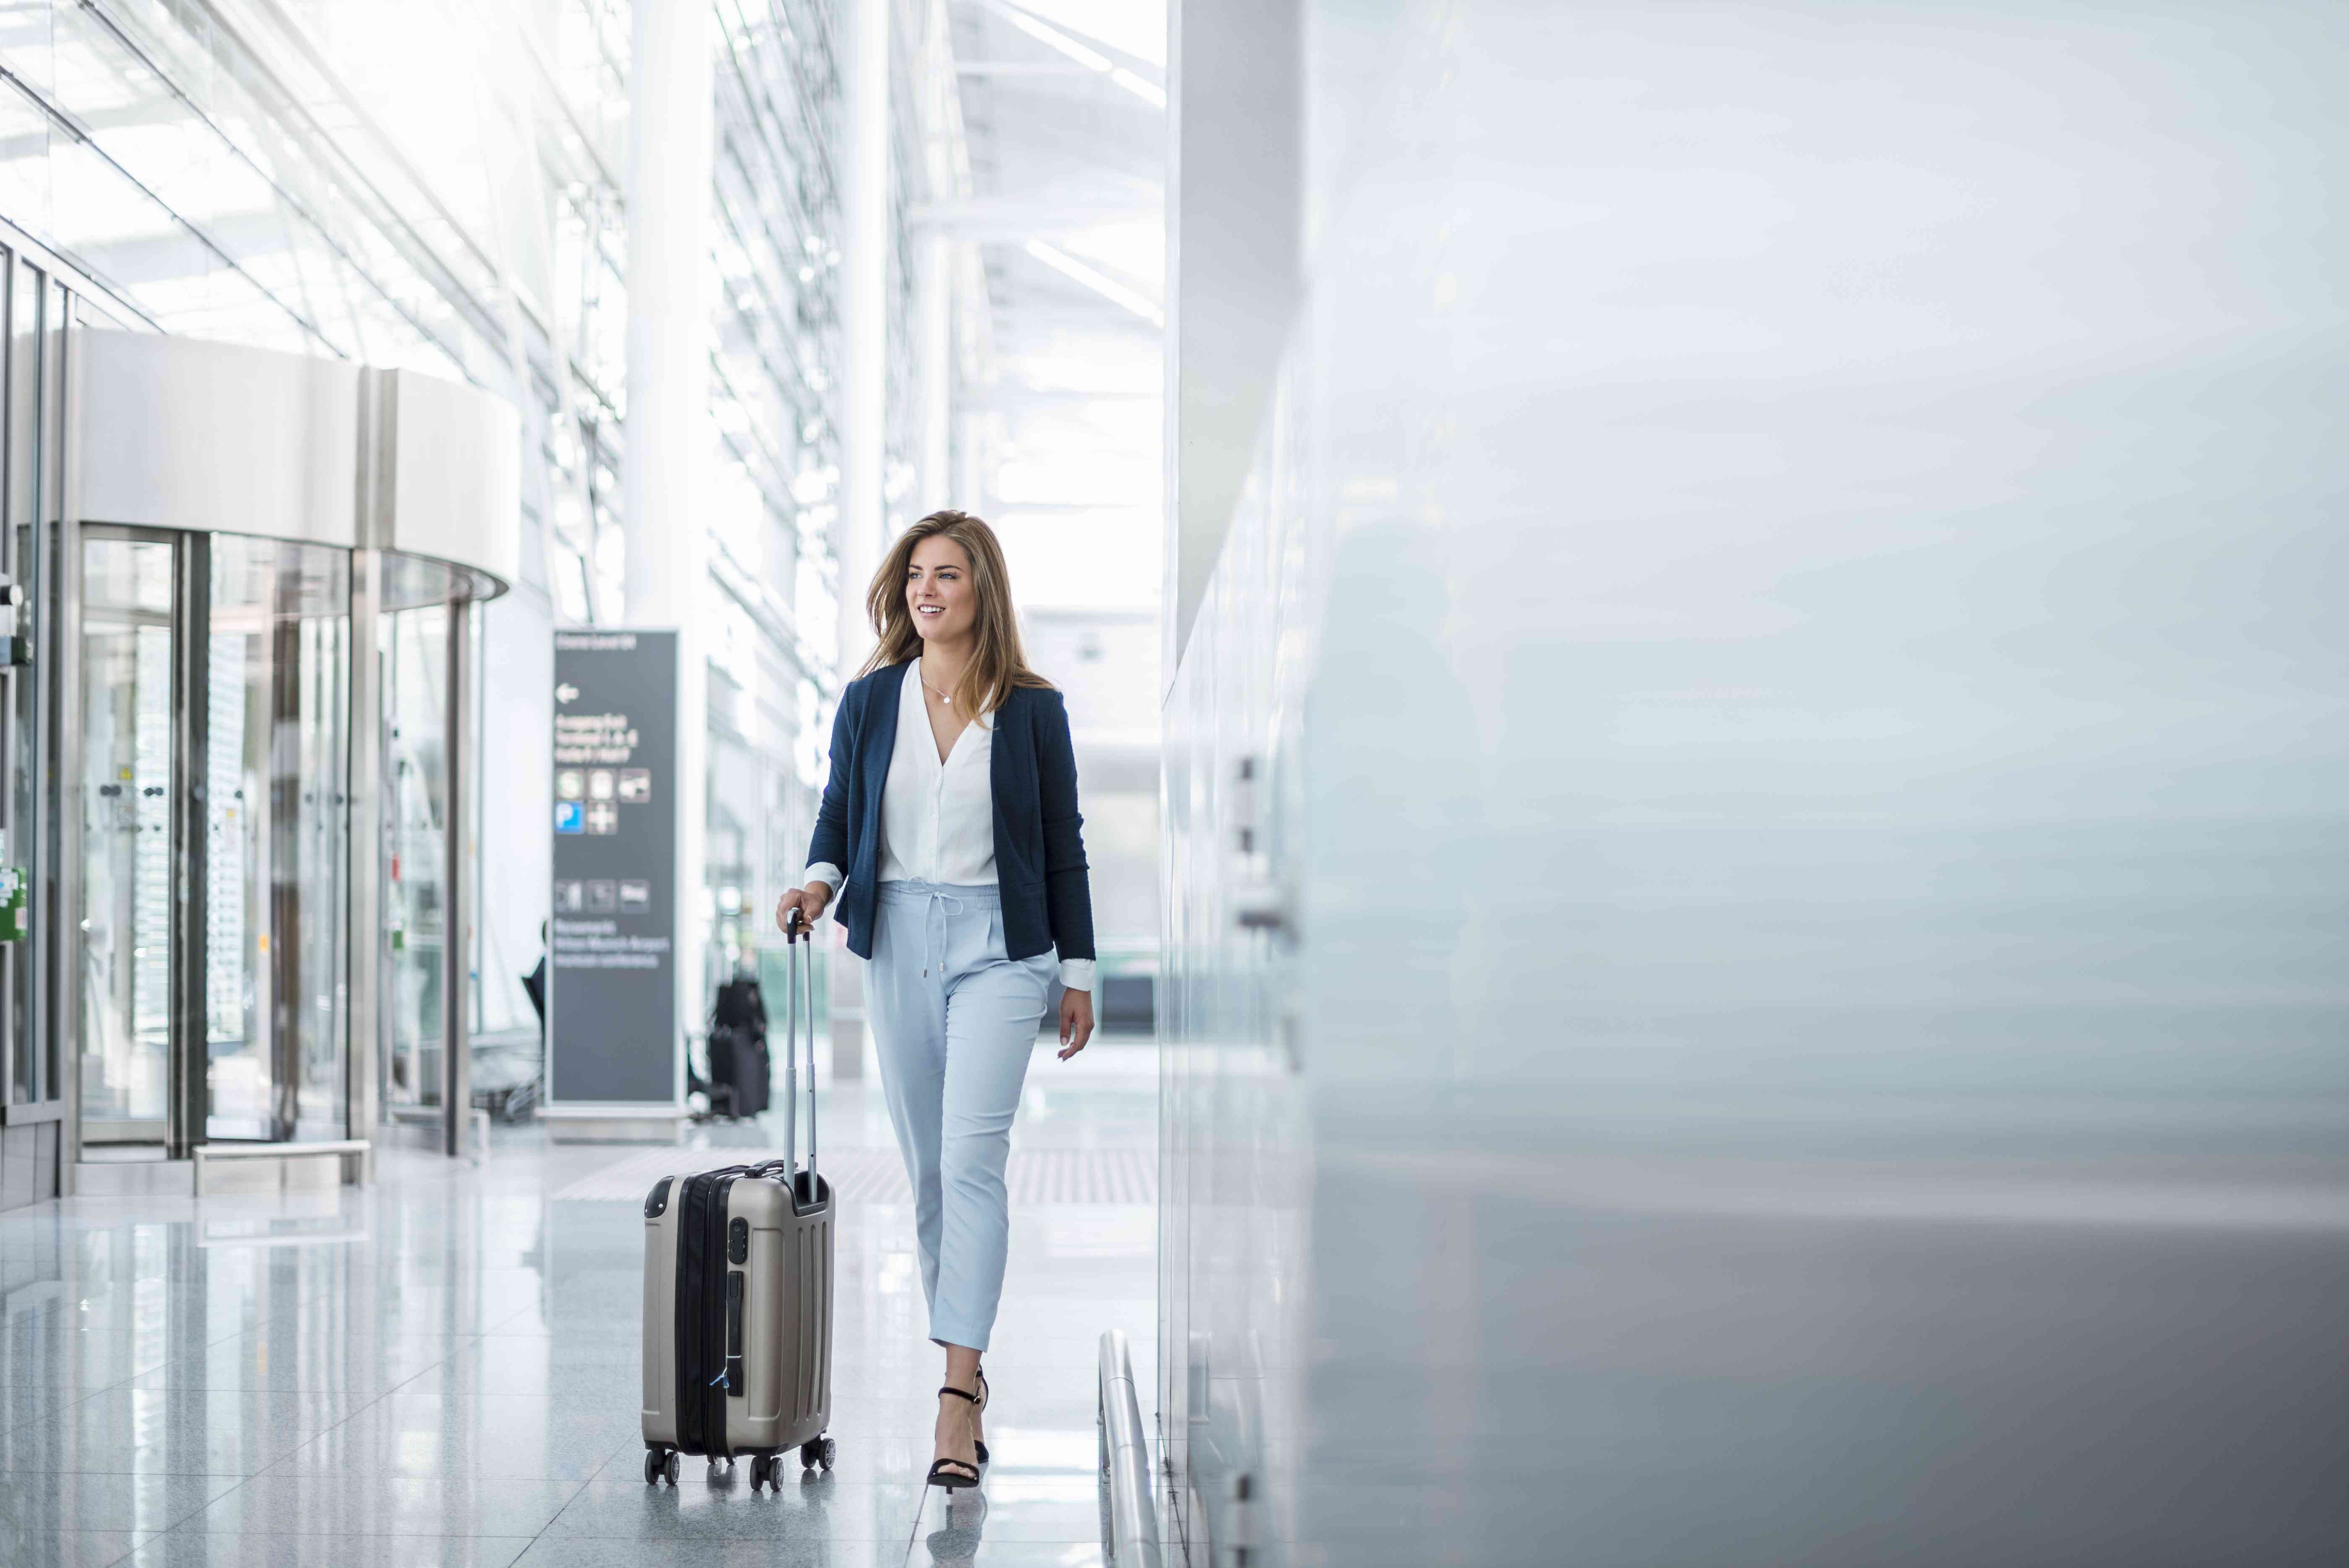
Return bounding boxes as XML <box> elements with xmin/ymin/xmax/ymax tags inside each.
<box><xmin>721</xmin><ymin>1269</ymin><xmax>744</xmax><ymax>1394</ymax></box>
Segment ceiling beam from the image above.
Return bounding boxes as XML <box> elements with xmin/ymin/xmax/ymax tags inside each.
<box><xmin>1019</xmin><ymin>240</ymin><xmax>1163</xmax><ymax>326</ymax></box>
<box><xmin>968</xmin><ymin>387</ymin><xmax>1158</xmax><ymax>410</ymax></box>
<box><xmin>956</xmin><ymin>61</ymin><xmax>1099</xmax><ymax>76</ymax></box>
<box><xmin>912</xmin><ymin>196</ymin><xmax>1159</xmax><ymax>240</ymax></box>
<box><xmin>962</xmin><ymin>0</ymin><xmax>1166</xmax><ymax>109</ymax></box>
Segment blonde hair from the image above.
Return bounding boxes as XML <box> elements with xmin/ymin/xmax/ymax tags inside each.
<box><xmin>857</xmin><ymin>510</ymin><xmax>1052</xmax><ymax>716</ymax></box>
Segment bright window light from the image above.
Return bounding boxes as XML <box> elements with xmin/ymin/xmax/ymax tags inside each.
<box><xmin>1023</xmin><ymin>240</ymin><xmax>1164</xmax><ymax>327</ymax></box>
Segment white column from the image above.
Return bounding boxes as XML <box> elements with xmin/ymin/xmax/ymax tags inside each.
<box><xmin>920</xmin><ymin>235</ymin><xmax>952</xmax><ymax>514</ymax></box>
<box><xmin>838</xmin><ymin>0</ymin><xmax>891</xmax><ymax>676</ymax></box>
<box><xmin>1165</xmin><ymin>0</ymin><xmax>1303</xmax><ymax>680</ymax></box>
<box><xmin>622</xmin><ymin>0</ymin><xmax>714</xmax><ymax>1103</ymax></box>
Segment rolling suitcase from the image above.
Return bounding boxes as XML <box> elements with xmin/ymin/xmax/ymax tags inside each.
<box><xmin>641</xmin><ymin>913</ymin><xmax>834</xmax><ymax>1487</ymax></box>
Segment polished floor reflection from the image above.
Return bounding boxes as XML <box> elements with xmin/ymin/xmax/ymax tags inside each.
<box><xmin>1</xmin><ymin>1043</ymin><xmax>1154</xmax><ymax>1566</ymax></box>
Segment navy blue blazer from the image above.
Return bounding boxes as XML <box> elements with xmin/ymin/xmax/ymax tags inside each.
<box><xmin>805</xmin><ymin>660</ymin><xmax>1095</xmax><ymax>968</ymax></box>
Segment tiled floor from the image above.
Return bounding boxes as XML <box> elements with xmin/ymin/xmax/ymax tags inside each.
<box><xmin>0</xmin><ymin>1041</ymin><xmax>1157</xmax><ymax>1567</ymax></box>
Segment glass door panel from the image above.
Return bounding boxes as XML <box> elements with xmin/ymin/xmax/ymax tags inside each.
<box><xmin>78</xmin><ymin>535</ymin><xmax>174</xmax><ymax>1140</ymax></box>
<box><xmin>205</xmin><ymin>535</ymin><xmax>349</xmax><ymax>1142</ymax></box>
<box><xmin>382</xmin><ymin>603</ymin><xmax>447</xmax><ymax>1115</ymax></box>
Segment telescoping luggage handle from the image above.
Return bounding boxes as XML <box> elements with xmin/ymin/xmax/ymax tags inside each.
<box><xmin>782</xmin><ymin>907</ymin><xmax>818</xmax><ymax>1193</ymax></box>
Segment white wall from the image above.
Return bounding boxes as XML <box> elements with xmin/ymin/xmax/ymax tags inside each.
<box><xmin>1025</xmin><ymin>608</ymin><xmax>1159</xmax><ymax>954</ymax></box>
<box><xmin>1162</xmin><ymin>2</ymin><xmax>2349</xmax><ymax>1563</ymax></box>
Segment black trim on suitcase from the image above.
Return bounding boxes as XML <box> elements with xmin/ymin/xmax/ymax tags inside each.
<box><xmin>794</xmin><ymin>1169</ymin><xmax>832</xmax><ymax>1217</ymax></box>
<box><xmin>674</xmin><ymin>1170</ymin><xmax>740</xmax><ymax>1457</ymax></box>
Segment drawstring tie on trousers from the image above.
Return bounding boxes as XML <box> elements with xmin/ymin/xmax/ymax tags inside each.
<box><xmin>922</xmin><ymin>888</ymin><xmax>964</xmax><ymax>978</ymax></box>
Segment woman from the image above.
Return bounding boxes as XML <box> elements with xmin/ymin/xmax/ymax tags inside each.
<box><xmin>776</xmin><ymin>509</ymin><xmax>1096</xmax><ymax>1492</ymax></box>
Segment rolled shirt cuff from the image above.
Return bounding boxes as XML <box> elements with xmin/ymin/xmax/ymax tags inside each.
<box><xmin>802</xmin><ymin>863</ymin><xmax>843</xmax><ymax>899</ymax></box>
<box><xmin>1057</xmin><ymin>958</ymin><xmax>1096</xmax><ymax>993</ymax></box>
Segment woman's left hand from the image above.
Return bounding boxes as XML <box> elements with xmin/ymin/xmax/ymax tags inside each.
<box><xmin>1057</xmin><ymin>988</ymin><xmax>1094</xmax><ymax>1060</ymax></box>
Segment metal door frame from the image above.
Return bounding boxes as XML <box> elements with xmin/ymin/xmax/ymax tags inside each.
<box><xmin>73</xmin><ymin>523</ymin><xmax>206</xmax><ymax>1156</ymax></box>
<box><xmin>0</xmin><ymin>237</ymin><xmax>68</xmax><ymax>1202</ymax></box>
<box><xmin>50</xmin><ymin>271</ymin><xmax>78</xmax><ymax>1185</ymax></box>
<box><xmin>365</xmin><ymin>580</ymin><xmax>475</xmax><ymax>1160</ymax></box>
<box><xmin>168</xmin><ymin>527</ymin><xmax>209</xmax><ymax>1159</ymax></box>
<box><xmin>440</xmin><ymin>594</ymin><xmax>472</xmax><ymax>1155</ymax></box>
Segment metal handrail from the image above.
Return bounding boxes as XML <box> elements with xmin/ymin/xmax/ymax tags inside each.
<box><xmin>1098</xmin><ymin>1330</ymin><xmax>1163</xmax><ymax>1568</ymax></box>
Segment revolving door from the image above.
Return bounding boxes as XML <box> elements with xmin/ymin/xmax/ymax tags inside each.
<box><xmin>69</xmin><ymin>543</ymin><xmax>495</xmax><ymax>1175</ymax></box>
<box><xmin>57</xmin><ymin>326</ymin><xmax>517</xmax><ymax>1185</ymax></box>
<box><xmin>76</xmin><ymin>528</ymin><xmax>354</xmax><ymax>1151</ymax></box>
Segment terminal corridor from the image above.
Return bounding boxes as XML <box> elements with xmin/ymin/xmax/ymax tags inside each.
<box><xmin>0</xmin><ymin>0</ymin><xmax>2343</xmax><ymax>1563</ymax></box>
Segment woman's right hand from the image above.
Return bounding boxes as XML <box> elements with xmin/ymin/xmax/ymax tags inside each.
<box><xmin>775</xmin><ymin>882</ymin><xmax>831</xmax><ymax>937</ymax></box>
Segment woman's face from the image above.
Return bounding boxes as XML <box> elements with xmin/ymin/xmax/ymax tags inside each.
<box><xmin>906</xmin><ymin>534</ymin><xmax>978</xmax><ymax>646</ymax></box>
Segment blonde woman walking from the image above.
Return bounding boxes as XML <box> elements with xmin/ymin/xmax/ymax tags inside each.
<box><xmin>775</xmin><ymin>509</ymin><xmax>1096</xmax><ymax>1490</ymax></box>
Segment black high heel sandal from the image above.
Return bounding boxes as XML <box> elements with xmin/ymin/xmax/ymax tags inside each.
<box><xmin>973</xmin><ymin>1365</ymin><xmax>990</xmax><ymax>1467</ymax></box>
<box><xmin>928</xmin><ymin>1383</ymin><xmax>982</xmax><ymax>1490</ymax></box>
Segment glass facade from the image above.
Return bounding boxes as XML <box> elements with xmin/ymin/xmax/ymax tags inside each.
<box><xmin>0</xmin><ymin>0</ymin><xmax>925</xmax><ymax>1163</ymax></box>
<box><xmin>0</xmin><ymin>0</ymin><xmax>872</xmax><ymax>667</ymax></box>
<box><xmin>13</xmin><ymin>0</ymin><xmax>897</xmax><ymax>1033</ymax></box>
<box><xmin>701</xmin><ymin>0</ymin><xmax>867</xmax><ymax>1020</ymax></box>
<box><xmin>0</xmin><ymin>0</ymin><xmax>630</xmax><ymax>616</ymax></box>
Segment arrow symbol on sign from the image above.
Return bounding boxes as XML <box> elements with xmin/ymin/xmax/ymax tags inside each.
<box><xmin>555</xmin><ymin>684</ymin><xmax>579</xmax><ymax>703</ymax></box>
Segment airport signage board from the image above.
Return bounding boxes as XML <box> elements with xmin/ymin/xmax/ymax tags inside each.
<box><xmin>548</xmin><ymin>630</ymin><xmax>678</xmax><ymax>1104</ymax></box>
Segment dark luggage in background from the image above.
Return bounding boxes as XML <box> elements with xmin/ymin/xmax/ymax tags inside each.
<box><xmin>714</xmin><ymin>975</ymin><xmax>767</xmax><ymax>1033</ymax></box>
<box><xmin>642</xmin><ymin>914</ymin><xmax>834</xmax><ymax>1487</ymax></box>
<box><xmin>706</xmin><ymin>1024</ymin><xmax>771</xmax><ymax>1119</ymax></box>
<box><xmin>702</xmin><ymin>976</ymin><xmax>771</xmax><ymax>1120</ymax></box>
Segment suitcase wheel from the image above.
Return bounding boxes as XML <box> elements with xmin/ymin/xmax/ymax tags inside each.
<box><xmin>800</xmin><ymin>1436</ymin><xmax>836</xmax><ymax>1471</ymax></box>
<box><xmin>664</xmin><ymin>1450</ymin><xmax>681</xmax><ymax>1486</ymax></box>
<box><xmin>646</xmin><ymin>1446</ymin><xmax>680</xmax><ymax>1486</ymax></box>
<box><xmin>749</xmin><ymin>1453</ymin><xmax>772</xmax><ymax>1489</ymax></box>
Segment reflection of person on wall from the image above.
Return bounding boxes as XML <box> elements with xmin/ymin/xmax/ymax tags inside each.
<box><xmin>776</xmin><ymin>510</ymin><xmax>1098</xmax><ymax>1494</ymax></box>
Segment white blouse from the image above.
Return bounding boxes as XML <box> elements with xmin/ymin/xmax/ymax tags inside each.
<box><xmin>805</xmin><ymin>659</ymin><xmax>1094</xmax><ymax>992</ymax></box>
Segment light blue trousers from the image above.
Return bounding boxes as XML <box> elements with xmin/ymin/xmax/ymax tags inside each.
<box><xmin>866</xmin><ymin>880</ymin><xmax>1056</xmax><ymax>1351</ymax></box>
